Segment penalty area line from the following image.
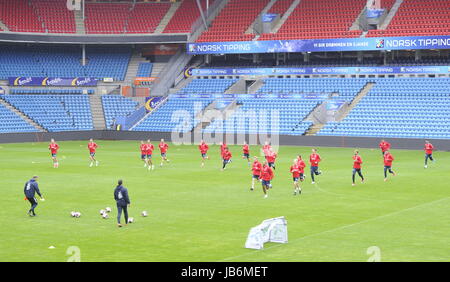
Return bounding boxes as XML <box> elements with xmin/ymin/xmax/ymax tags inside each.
<box><xmin>219</xmin><ymin>196</ymin><xmax>450</xmax><ymax>262</ymax></box>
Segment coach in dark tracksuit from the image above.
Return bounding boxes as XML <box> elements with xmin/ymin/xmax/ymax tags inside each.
<box><xmin>24</xmin><ymin>176</ymin><xmax>44</xmax><ymax>217</ymax></box>
<box><xmin>114</xmin><ymin>179</ymin><xmax>130</xmax><ymax>227</ymax></box>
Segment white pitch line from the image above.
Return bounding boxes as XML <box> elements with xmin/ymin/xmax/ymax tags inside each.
<box><xmin>219</xmin><ymin>196</ymin><xmax>450</xmax><ymax>262</ymax></box>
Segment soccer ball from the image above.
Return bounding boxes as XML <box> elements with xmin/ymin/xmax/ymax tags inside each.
<box><xmin>105</xmin><ymin>207</ymin><xmax>111</xmax><ymax>213</ymax></box>
<box><xmin>141</xmin><ymin>211</ymin><xmax>148</xmax><ymax>217</ymax></box>
<box><xmin>102</xmin><ymin>213</ymin><xmax>109</xmax><ymax>219</ymax></box>
<box><xmin>74</xmin><ymin>212</ymin><xmax>81</xmax><ymax>218</ymax></box>
<box><xmin>99</xmin><ymin>209</ymin><xmax>105</xmax><ymax>214</ymax></box>
<box><xmin>127</xmin><ymin>217</ymin><xmax>134</xmax><ymax>223</ymax></box>
<box><xmin>70</xmin><ymin>211</ymin><xmax>76</xmax><ymax>217</ymax></box>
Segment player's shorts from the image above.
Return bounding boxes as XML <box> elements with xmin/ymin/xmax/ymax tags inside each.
<box><xmin>293</xmin><ymin>177</ymin><xmax>299</xmax><ymax>182</ymax></box>
<box><xmin>268</xmin><ymin>162</ymin><xmax>275</xmax><ymax>167</ymax></box>
<box><xmin>261</xmin><ymin>180</ymin><xmax>271</xmax><ymax>187</ymax></box>
<box><xmin>310</xmin><ymin>166</ymin><xmax>319</xmax><ymax>173</ymax></box>
<box><xmin>425</xmin><ymin>153</ymin><xmax>432</xmax><ymax>157</ymax></box>
<box><xmin>90</xmin><ymin>152</ymin><xmax>95</xmax><ymax>157</ymax></box>
<box><xmin>353</xmin><ymin>168</ymin><xmax>361</xmax><ymax>173</ymax></box>
<box><xmin>51</xmin><ymin>153</ymin><xmax>57</xmax><ymax>157</ymax></box>
<box><xmin>147</xmin><ymin>154</ymin><xmax>152</xmax><ymax>159</ymax></box>
<box><xmin>300</xmin><ymin>173</ymin><xmax>304</xmax><ymax>181</ymax></box>
<box><xmin>243</xmin><ymin>153</ymin><xmax>249</xmax><ymax>158</ymax></box>
<box><xmin>201</xmin><ymin>153</ymin><xmax>207</xmax><ymax>158</ymax></box>
<box><xmin>384</xmin><ymin>165</ymin><xmax>392</xmax><ymax>169</ymax></box>
<box><xmin>223</xmin><ymin>159</ymin><xmax>231</xmax><ymax>164</ymax></box>
<box><xmin>252</xmin><ymin>174</ymin><xmax>260</xmax><ymax>179</ymax></box>
<box><xmin>141</xmin><ymin>154</ymin><xmax>146</xmax><ymax>160</ymax></box>
<box><xmin>161</xmin><ymin>153</ymin><xmax>166</xmax><ymax>157</ymax></box>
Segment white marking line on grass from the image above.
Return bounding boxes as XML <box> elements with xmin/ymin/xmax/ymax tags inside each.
<box><xmin>314</xmin><ymin>183</ymin><xmax>378</xmax><ymax>202</ymax></box>
<box><xmin>219</xmin><ymin>196</ymin><xmax>450</xmax><ymax>262</ymax></box>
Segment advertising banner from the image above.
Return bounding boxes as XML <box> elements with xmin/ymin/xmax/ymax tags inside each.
<box><xmin>187</xmin><ymin>35</ymin><xmax>450</xmax><ymax>55</ymax></box>
<box><xmin>144</xmin><ymin>96</ymin><xmax>164</xmax><ymax>112</ymax></box>
<box><xmin>189</xmin><ymin>66</ymin><xmax>450</xmax><ymax>76</ymax></box>
<box><xmin>9</xmin><ymin>77</ymin><xmax>98</xmax><ymax>87</ymax></box>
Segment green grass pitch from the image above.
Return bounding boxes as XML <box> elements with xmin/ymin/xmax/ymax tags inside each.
<box><xmin>0</xmin><ymin>140</ymin><xmax>449</xmax><ymax>262</ymax></box>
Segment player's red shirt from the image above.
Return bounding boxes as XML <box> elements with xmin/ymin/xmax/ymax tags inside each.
<box><xmin>290</xmin><ymin>165</ymin><xmax>301</xmax><ymax>178</ymax></box>
<box><xmin>379</xmin><ymin>141</ymin><xmax>391</xmax><ymax>152</ymax></box>
<box><xmin>88</xmin><ymin>142</ymin><xmax>98</xmax><ymax>153</ymax></box>
<box><xmin>384</xmin><ymin>153</ymin><xmax>394</xmax><ymax>166</ymax></box>
<box><xmin>266</xmin><ymin>152</ymin><xmax>277</xmax><ymax>163</ymax></box>
<box><xmin>146</xmin><ymin>143</ymin><xmax>154</xmax><ymax>155</ymax></box>
<box><xmin>353</xmin><ymin>155</ymin><xmax>363</xmax><ymax>169</ymax></box>
<box><xmin>310</xmin><ymin>153</ymin><xmax>321</xmax><ymax>167</ymax></box>
<box><xmin>424</xmin><ymin>143</ymin><xmax>434</xmax><ymax>155</ymax></box>
<box><xmin>49</xmin><ymin>143</ymin><xmax>59</xmax><ymax>154</ymax></box>
<box><xmin>140</xmin><ymin>144</ymin><xmax>147</xmax><ymax>154</ymax></box>
<box><xmin>296</xmin><ymin>159</ymin><xmax>306</xmax><ymax>173</ymax></box>
<box><xmin>159</xmin><ymin>142</ymin><xmax>168</xmax><ymax>153</ymax></box>
<box><xmin>223</xmin><ymin>150</ymin><xmax>232</xmax><ymax>160</ymax></box>
<box><xmin>243</xmin><ymin>144</ymin><xmax>249</xmax><ymax>154</ymax></box>
<box><xmin>199</xmin><ymin>143</ymin><xmax>209</xmax><ymax>154</ymax></box>
<box><xmin>252</xmin><ymin>161</ymin><xmax>262</xmax><ymax>176</ymax></box>
<box><xmin>220</xmin><ymin>144</ymin><xmax>227</xmax><ymax>154</ymax></box>
<box><xmin>260</xmin><ymin>165</ymin><xmax>274</xmax><ymax>181</ymax></box>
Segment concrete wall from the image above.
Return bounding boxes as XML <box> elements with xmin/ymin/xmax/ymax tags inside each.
<box><xmin>0</xmin><ymin>131</ymin><xmax>449</xmax><ymax>151</ymax></box>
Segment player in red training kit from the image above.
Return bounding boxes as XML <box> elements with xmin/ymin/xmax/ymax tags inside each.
<box><xmin>221</xmin><ymin>147</ymin><xmax>232</xmax><ymax>171</ymax></box>
<box><xmin>158</xmin><ymin>139</ymin><xmax>170</xmax><ymax>167</ymax></box>
<box><xmin>146</xmin><ymin>139</ymin><xmax>155</xmax><ymax>171</ymax></box>
<box><xmin>296</xmin><ymin>155</ymin><xmax>306</xmax><ymax>180</ymax></box>
<box><xmin>379</xmin><ymin>139</ymin><xmax>391</xmax><ymax>156</ymax></box>
<box><xmin>140</xmin><ymin>141</ymin><xmax>149</xmax><ymax>168</ymax></box>
<box><xmin>266</xmin><ymin>150</ymin><xmax>277</xmax><ymax>170</ymax></box>
<box><xmin>424</xmin><ymin>140</ymin><xmax>435</xmax><ymax>168</ymax></box>
<box><xmin>260</xmin><ymin>161</ymin><xmax>274</xmax><ymax>198</ymax></box>
<box><xmin>290</xmin><ymin>159</ymin><xmax>302</xmax><ymax>195</ymax></box>
<box><xmin>199</xmin><ymin>140</ymin><xmax>209</xmax><ymax>167</ymax></box>
<box><xmin>48</xmin><ymin>138</ymin><xmax>60</xmax><ymax>168</ymax></box>
<box><xmin>309</xmin><ymin>148</ymin><xmax>322</xmax><ymax>184</ymax></box>
<box><xmin>352</xmin><ymin>150</ymin><xmax>364</xmax><ymax>186</ymax></box>
<box><xmin>383</xmin><ymin>150</ymin><xmax>396</xmax><ymax>181</ymax></box>
<box><xmin>242</xmin><ymin>141</ymin><xmax>250</xmax><ymax>166</ymax></box>
<box><xmin>88</xmin><ymin>139</ymin><xmax>99</xmax><ymax>167</ymax></box>
<box><xmin>251</xmin><ymin>156</ymin><xmax>262</xmax><ymax>191</ymax></box>
<box><xmin>219</xmin><ymin>141</ymin><xmax>227</xmax><ymax>162</ymax></box>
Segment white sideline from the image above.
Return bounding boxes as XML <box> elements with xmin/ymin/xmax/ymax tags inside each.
<box><xmin>219</xmin><ymin>196</ymin><xmax>450</xmax><ymax>261</ymax></box>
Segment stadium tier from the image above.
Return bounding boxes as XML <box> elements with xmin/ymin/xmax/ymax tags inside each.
<box><xmin>318</xmin><ymin>78</ymin><xmax>450</xmax><ymax>139</ymax></box>
<box><xmin>11</xmin><ymin>89</ymin><xmax>94</xmax><ymax>95</ymax></box>
<box><xmin>102</xmin><ymin>95</ymin><xmax>139</xmax><ymax>130</ymax></box>
<box><xmin>0</xmin><ymin>45</ymin><xmax>131</xmax><ymax>81</ymax></box>
<box><xmin>367</xmin><ymin>0</ymin><xmax>450</xmax><ymax>37</ymax></box>
<box><xmin>0</xmin><ymin>103</ymin><xmax>39</xmax><ymax>133</ymax></box>
<box><xmin>3</xmin><ymin>94</ymin><xmax>93</xmax><ymax>132</ymax></box>
<box><xmin>196</xmin><ymin>0</ymin><xmax>270</xmax><ymax>42</ymax></box>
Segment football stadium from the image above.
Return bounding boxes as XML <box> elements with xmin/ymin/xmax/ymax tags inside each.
<box><xmin>0</xmin><ymin>0</ymin><xmax>449</xmax><ymax>266</ymax></box>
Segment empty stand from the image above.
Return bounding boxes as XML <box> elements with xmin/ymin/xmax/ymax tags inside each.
<box><xmin>259</xmin><ymin>0</ymin><xmax>366</xmax><ymax>41</ymax></box>
<box><xmin>0</xmin><ymin>103</ymin><xmax>38</xmax><ymax>133</ymax></box>
<box><xmin>367</xmin><ymin>0</ymin><xmax>450</xmax><ymax>37</ymax></box>
<box><xmin>318</xmin><ymin>78</ymin><xmax>450</xmax><ymax>139</ymax></box>
<box><xmin>0</xmin><ymin>0</ymin><xmax>44</xmax><ymax>33</ymax></box>
<box><xmin>126</xmin><ymin>2</ymin><xmax>171</xmax><ymax>33</ymax></box>
<box><xmin>0</xmin><ymin>45</ymin><xmax>131</xmax><ymax>81</ymax></box>
<box><xmin>102</xmin><ymin>95</ymin><xmax>139</xmax><ymax>130</ymax></box>
<box><xmin>3</xmin><ymin>94</ymin><xmax>93</xmax><ymax>132</ymax></box>
<box><xmin>32</xmin><ymin>0</ymin><xmax>76</xmax><ymax>33</ymax></box>
<box><xmin>163</xmin><ymin>0</ymin><xmax>213</xmax><ymax>34</ymax></box>
<box><xmin>136</xmin><ymin>62</ymin><xmax>153</xmax><ymax>77</ymax></box>
<box><xmin>197</xmin><ymin>0</ymin><xmax>270</xmax><ymax>42</ymax></box>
